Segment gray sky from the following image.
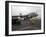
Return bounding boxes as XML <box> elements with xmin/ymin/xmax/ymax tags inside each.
<box><xmin>11</xmin><ymin>5</ymin><xmax>41</xmax><ymax>18</ymax></box>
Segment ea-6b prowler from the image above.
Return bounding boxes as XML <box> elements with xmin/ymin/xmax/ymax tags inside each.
<box><xmin>12</xmin><ymin>12</ymin><xmax>38</xmax><ymax>26</ymax></box>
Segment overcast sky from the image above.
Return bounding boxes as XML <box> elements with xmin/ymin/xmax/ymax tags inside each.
<box><xmin>11</xmin><ymin>5</ymin><xmax>41</xmax><ymax>18</ymax></box>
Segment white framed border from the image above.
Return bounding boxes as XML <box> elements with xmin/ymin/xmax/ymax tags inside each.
<box><xmin>9</xmin><ymin>2</ymin><xmax>44</xmax><ymax>35</ymax></box>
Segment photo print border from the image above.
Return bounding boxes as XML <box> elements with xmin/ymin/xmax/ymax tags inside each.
<box><xmin>5</xmin><ymin>1</ymin><xmax>45</xmax><ymax>36</ymax></box>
